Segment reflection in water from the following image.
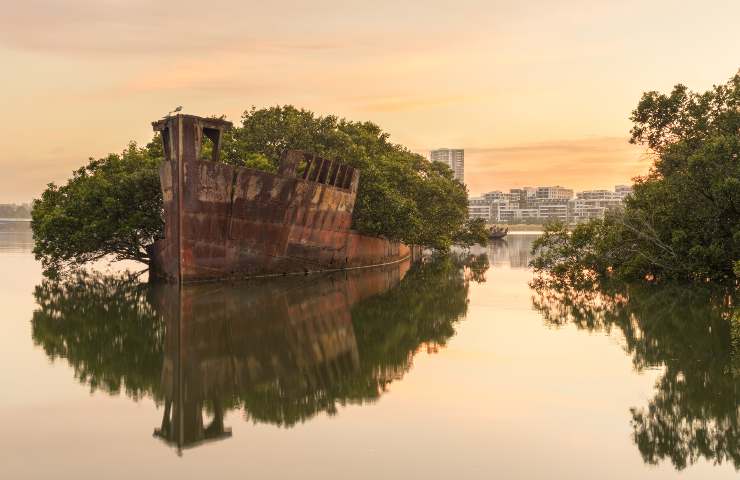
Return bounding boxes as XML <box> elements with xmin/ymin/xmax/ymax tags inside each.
<box><xmin>468</xmin><ymin>234</ymin><xmax>534</xmax><ymax>269</ymax></box>
<box><xmin>31</xmin><ymin>254</ymin><xmax>485</xmax><ymax>453</ymax></box>
<box><xmin>0</xmin><ymin>221</ymin><xmax>33</xmax><ymax>253</ymax></box>
<box><xmin>532</xmin><ymin>283</ymin><xmax>739</xmax><ymax>471</ymax></box>
<box><xmin>32</xmin><ymin>274</ymin><xmax>164</xmax><ymax>399</ymax></box>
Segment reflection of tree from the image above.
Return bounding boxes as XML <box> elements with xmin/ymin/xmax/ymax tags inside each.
<box><xmin>233</xmin><ymin>255</ymin><xmax>475</xmax><ymax>427</ymax></box>
<box><xmin>532</xmin><ymin>282</ymin><xmax>740</xmax><ymax>470</ymax></box>
<box><xmin>348</xmin><ymin>255</ymin><xmax>472</xmax><ymax>395</ymax></box>
<box><xmin>31</xmin><ymin>253</ymin><xmax>487</xmax><ymax>450</ymax></box>
<box><xmin>31</xmin><ymin>272</ymin><xmax>164</xmax><ymax>399</ymax></box>
<box><xmin>463</xmin><ymin>253</ymin><xmax>489</xmax><ymax>283</ymax></box>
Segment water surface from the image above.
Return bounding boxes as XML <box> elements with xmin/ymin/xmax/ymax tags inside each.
<box><xmin>1</xmin><ymin>223</ymin><xmax>737</xmax><ymax>479</ymax></box>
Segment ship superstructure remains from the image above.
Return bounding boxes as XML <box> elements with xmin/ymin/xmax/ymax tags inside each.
<box><xmin>150</xmin><ymin>114</ymin><xmax>417</xmax><ymax>283</ymax></box>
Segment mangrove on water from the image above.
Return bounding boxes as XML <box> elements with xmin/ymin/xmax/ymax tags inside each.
<box><xmin>31</xmin><ymin>106</ymin><xmax>488</xmax><ymax>276</ymax></box>
<box><xmin>531</xmin><ymin>71</ymin><xmax>740</xmax><ymax>286</ymax></box>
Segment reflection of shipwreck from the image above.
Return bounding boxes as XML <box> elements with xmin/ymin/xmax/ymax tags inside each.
<box><xmin>150</xmin><ymin>114</ymin><xmax>419</xmax><ymax>283</ymax></box>
<box><xmin>153</xmin><ymin>260</ymin><xmax>410</xmax><ymax>453</ymax></box>
<box><xmin>29</xmin><ymin>248</ymin><xmax>476</xmax><ymax>454</ymax></box>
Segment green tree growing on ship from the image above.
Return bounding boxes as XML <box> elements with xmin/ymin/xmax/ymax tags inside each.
<box><xmin>31</xmin><ymin>106</ymin><xmax>488</xmax><ymax>277</ymax></box>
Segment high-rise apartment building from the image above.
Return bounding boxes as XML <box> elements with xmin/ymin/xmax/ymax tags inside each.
<box><xmin>430</xmin><ymin>148</ymin><xmax>464</xmax><ymax>182</ymax></box>
<box><xmin>615</xmin><ymin>185</ymin><xmax>633</xmax><ymax>199</ymax></box>
<box><xmin>467</xmin><ymin>196</ymin><xmax>493</xmax><ymax>221</ymax></box>
<box><xmin>535</xmin><ymin>186</ymin><xmax>574</xmax><ymax>201</ymax></box>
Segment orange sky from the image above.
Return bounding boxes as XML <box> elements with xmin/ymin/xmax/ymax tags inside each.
<box><xmin>1</xmin><ymin>0</ymin><xmax>738</xmax><ymax>202</ymax></box>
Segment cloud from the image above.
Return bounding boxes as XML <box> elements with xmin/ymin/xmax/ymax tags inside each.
<box><xmin>0</xmin><ymin>1</ymin><xmax>469</xmax><ymax>57</ymax></box>
<box><xmin>3</xmin><ymin>0</ymin><xmax>735</xmax><ymax>204</ymax></box>
<box><xmin>349</xmin><ymin>94</ymin><xmax>478</xmax><ymax>113</ymax></box>
<box><xmin>0</xmin><ymin>1</ymin><xmax>355</xmax><ymax>56</ymax></box>
<box><xmin>462</xmin><ymin>137</ymin><xmax>650</xmax><ymax>194</ymax></box>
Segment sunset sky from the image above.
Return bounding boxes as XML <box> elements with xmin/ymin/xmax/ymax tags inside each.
<box><xmin>1</xmin><ymin>0</ymin><xmax>738</xmax><ymax>202</ymax></box>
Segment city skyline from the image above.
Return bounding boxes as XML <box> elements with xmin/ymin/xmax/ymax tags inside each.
<box><xmin>1</xmin><ymin>1</ymin><xmax>738</xmax><ymax>202</ymax></box>
<box><xmin>468</xmin><ymin>183</ymin><xmax>633</xmax><ymax>223</ymax></box>
<box><xmin>472</xmin><ymin>183</ymin><xmax>632</xmax><ymax>195</ymax></box>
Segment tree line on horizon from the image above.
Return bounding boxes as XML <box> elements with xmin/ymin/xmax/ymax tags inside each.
<box><xmin>0</xmin><ymin>203</ymin><xmax>31</xmax><ymax>219</ymax></box>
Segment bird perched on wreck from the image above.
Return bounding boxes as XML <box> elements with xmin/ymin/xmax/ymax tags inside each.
<box><xmin>164</xmin><ymin>106</ymin><xmax>182</xmax><ymax>118</ymax></box>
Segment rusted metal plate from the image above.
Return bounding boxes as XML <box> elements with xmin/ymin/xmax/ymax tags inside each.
<box><xmin>150</xmin><ymin>115</ymin><xmax>415</xmax><ymax>283</ymax></box>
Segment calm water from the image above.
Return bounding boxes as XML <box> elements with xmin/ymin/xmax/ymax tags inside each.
<box><xmin>1</xmin><ymin>222</ymin><xmax>738</xmax><ymax>479</ymax></box>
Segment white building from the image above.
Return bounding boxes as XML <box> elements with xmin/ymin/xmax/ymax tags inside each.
<box><xmin>483</xmin><ymin>190</ymin><xmax>507</xmax><ymax>202</ymax></box>
<box><xmin>468</xmin><ymin>196</ymin><xmax>492</xmax><ymax>221</ymax></box>
<box><xmin>431</xmin><ymin>148</ymin><xmax>464</xmax><ymax>182</ymax></box>
<box><xmin>576</xmin><ymin>190</ymin><xmax>623</xmax><ymax>208</ymax></box>
<box><xmin>515</xmin><ymin>208</ymin><xmax>540</xmax><ymax>219</ymax></box>
<box><xmin>490</xmin><ymin>201</ymin><xmax>512</xmax><ymax>222</ymax></box>
<box><xmin>615</xmin><ymin>185</ymin><xmax>633</xmax><ymax>199</ymax></box>
<box><xmin>538</xmin><ymin>203</ymin><xmax>569</xmax><ymax>221</ymax></box>
<box><xmin>571</xmin><ymin>186</ymin><xmax>632</xmax><ymax>221</ymax></box>
<box><xmin>497</xmin><ymin>205</ymin><xmax>516</xmax><ymax>222</ymax></box>
<box><xmin>535</xmin><ymin>186</ymin><xmax>574</xmax><ymax>201</ymax></box>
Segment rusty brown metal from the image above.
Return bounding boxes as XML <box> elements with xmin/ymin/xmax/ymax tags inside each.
<box><xmin>150</xmin><ymin>114</ymin><xmax>418</xmax><ymax>283</ymax></box>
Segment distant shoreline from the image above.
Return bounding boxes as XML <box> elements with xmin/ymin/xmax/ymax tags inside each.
<box><xmin>496</xmin><ymin>223</ymin><xmax>545</xmax><ymax>231</ymax></box>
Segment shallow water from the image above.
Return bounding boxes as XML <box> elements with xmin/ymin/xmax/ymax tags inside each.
<box><xmin>1</xmin><ymin>223</ymin><xmax>737</xmax><ymax>479</ymax></box>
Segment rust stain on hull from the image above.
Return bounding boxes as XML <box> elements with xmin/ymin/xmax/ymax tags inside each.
<box><xmin>149</xmin><ymin>114</ymin><xmax>420</xmax><ymax>283</ymax></box>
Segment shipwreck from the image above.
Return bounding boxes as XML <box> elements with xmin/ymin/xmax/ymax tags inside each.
<box><xmin>149</xmin><ymin>114</ymin><xmax>420</xmax><ymax>283</ymax></box>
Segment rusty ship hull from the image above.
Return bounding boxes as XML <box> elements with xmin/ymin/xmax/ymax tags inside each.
<box><xmin>149</xmin><ymin>114</ymin><xmax>419</xmax><ymax>283</ymax></box>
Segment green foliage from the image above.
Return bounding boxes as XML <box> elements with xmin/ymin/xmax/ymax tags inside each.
<box><xmin>31</xmin><ymin>141</ymin><xmax>163</xmax><ymax>277</ymax></box>
<box><xmin>32</xmin><ymin>106</ymin><xmax>475</xmax><ymax>275</ymax></box>
<box><xmin>224</xmin><ymin>106</ymin><xmax>473</xmax><ymax>250</ymax></box>
<box><xmin>240</xmin><ymin>152</ymin><xmax>277</xmax><ymax>173</ymax></box>
<box><xmin>532</xmin><ymin>72</ymin><xmax>740</xmax><ymax>285</ymax></box>
<box><xmin>454</xmin><ymin>217</ymin><xmax>490</xmax><ymax>248</ymax></box>
<box><xmin>530</xmin><ymin>220</ymin><xmax>605</xmax><ymax>288</ymax></box>
<box><xmin>629</xmin><ymin>74</ymin><xmax>740</xmax><ymax>153</ymax></box>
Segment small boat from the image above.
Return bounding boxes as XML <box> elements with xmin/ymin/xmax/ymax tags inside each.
<box><xmin>488</xmin><ymin>225</ymin><xmax>508</xmax><ymax>240</ymax></box>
